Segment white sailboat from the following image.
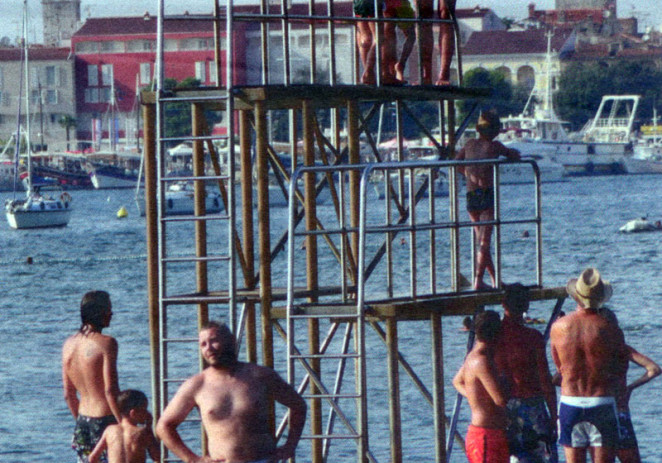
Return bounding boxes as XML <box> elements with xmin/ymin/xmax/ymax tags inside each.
<box><xmin>5</xmin><ymin>0</ymin><xmax>73</xmax><ymax>229</ymax></box>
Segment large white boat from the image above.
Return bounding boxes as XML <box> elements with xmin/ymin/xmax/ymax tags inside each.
<box><xmin>5</xmin><ymin>2</ymin><xmax>72</xmax><ymax>229</ymax></box>
<box><xmin>498</xmin><ymin>34</ymin><xmax>638</xmax><ymax>176</ymax></box>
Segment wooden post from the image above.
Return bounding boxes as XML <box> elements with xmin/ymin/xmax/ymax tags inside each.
<box><xmin>255</xmin><ymin>101</ymin><xmax>274</xmax><ymax>369</ymax></box>
<box><xmin>302</xmin><ymin>100</ymin><xmax>322</xmax><ymax>462</ymax></box>
<box><xmin>239</xmin><ymin>110</ymin><xmax>257</xmax><ymax>363</ymax></box>
<box><xmin>192</xmin><ymin>104</ymin><xmax>209</xmax><ymax>326</ymax></box>
<box><xmin>142</xmin><ymin>101</ymin><xmax>160</xmax><ymax>424</ymax></box>
<box><xmin>431</xmin><ymin>313</ymin><xmax>446</xmax><ymax>462</ymax></box>
<box><xmin>386</xmin><ymin>318</ymin><xmax>403</xmax><ymax>463</ymax></box>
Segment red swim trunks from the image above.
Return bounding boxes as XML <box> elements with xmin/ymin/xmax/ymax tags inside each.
<box><xmin>465</xmin><ymin>425</ymin><xmax>509</xmax><ymax>463</ymax></box>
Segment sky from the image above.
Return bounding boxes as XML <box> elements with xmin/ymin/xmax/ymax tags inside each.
<box><xmin>4</xmin><ymin>0</ymin><xmax>662</xmax><ymax>44</ymax></box>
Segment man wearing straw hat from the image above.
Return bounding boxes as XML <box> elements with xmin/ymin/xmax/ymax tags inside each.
<box><xmin>455</xmin><ymin>110</ymin><xmax>520</xmax><ymax>290</ymax></box>
<box><xmin>550</xmin><ymin>268</ymin><xmax>628</xmax><ymax>463</ymax></box>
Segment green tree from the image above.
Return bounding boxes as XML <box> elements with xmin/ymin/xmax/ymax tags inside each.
<box><xmin>557</xmin><ymin>60</ymin><xmax>662</xmax><ymax>130</ymax></box>
<box><xmin>458</xmin><ymin>68</ymin><xmax>528</xmax><ymax>126</ymax></box>
<box><xmin>58</xmin><ymin>115</ymin><xmax>77</xmax><ymax>151</ymax></box>
<box><xmin>162</xmin><ymin>77</ymin><xmax>223</xmax><ymax>141</ymax></box>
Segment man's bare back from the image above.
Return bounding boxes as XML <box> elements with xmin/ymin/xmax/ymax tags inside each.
<box><xmin>551</xmin><ymin>309</ymin><xmax>626</xmax><ymax>397</ymax></box>
<box><xmin>62</xmin><ymin>331</ymin><xmax>120</xmax><ymax>419</ymax></box>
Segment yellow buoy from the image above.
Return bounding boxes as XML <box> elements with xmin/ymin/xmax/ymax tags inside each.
<box><xmin>117</xmin><ymin>206</ymin><xmax>128</xmax><ymax>219</ymax></box>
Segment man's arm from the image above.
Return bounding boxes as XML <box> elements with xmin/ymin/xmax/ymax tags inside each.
<box><xmin>62</xmin><ymin>341</ymin><xmax>79</xmax><ymax>419</ymax></box>
<box><xmin>477</xmin><ymin>356</ymin><xmax>507</xmax><ymax>408</ymax></box>
<box><xmin>156</xmin><ymin>377</ymin><xmax>205</xmax><ymax>463</ymax></box>
<box><xmin>452</xmin><ymin>363</ymin><xmax>467</xmax><ymax>397</ymax></box>
<box><xmin>143</xmin><ymin>417</ymin><xmax>162</xmax><ymax>463</ymax></box>
<box><xmin>492</xmin><ymin>140</ymin><xmax>520</xmax><ymax>161</ymax></box>
<box><xmin>534</xmin><ymin>335</ymin><xmax>558</xmax><ymax>424</ymax></box>
<box><xmin>625</xmin><ymin>345</ymin><xmax>661</xmax><ymax>402</ymax></box>
<box><xmin>454</xmin><ymin>145</ymin><xmax>467</xmax><ymax>175</ymax></box>
<box><xmin>102</xmin><ymin>337</ymin><xmax>122</xmax><ymax>423</ymax></box>
<box><xmin>268</xmin><ymin>370</ymin><xmax>308</xmax><ymax>461</ymax></box>
<box><xmin>88</xmin><ymin>428</ymin><xmax>109</xmax><ymax>463</ymax></box>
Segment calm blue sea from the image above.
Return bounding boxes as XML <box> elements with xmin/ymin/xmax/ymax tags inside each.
<box><xmin>0</xmin><ymin>174</ymin><xmax>661</xmax><ymax>462</ymax></box>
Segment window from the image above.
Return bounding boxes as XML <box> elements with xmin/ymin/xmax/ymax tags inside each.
<box><xmin>195</xmin><ymin>61</ymin><xmax>206</xmax><ymax>83</ymax></box>
<box><xmin>209</xmin><ymin>62</ymin><xmax>218</xmax><ymax>85</ymax></box>
<box><xmin>45</xmin><ymin>66</ymin><xmax>58</xmax><ymax>86</ymax></box>
<box><xmin>30</xmin><ymin>89</ymin><xmax>41</xmax><ymax>105</ymax></box>
<box><xmin>76</xmin><ymin>41</ymin><xmax>99</xmax><ymax>53</ymax></box>
<box><xmin>101</xmin><ymin>64</ymin><xmax>114</xmax><ymax>86</ymax></box>
<box><xmin>164</xmin><ymin>39</ymin><xmax>178</xmax><ymax>51</ymax></box>
<box><xmin>140</xmin><ymin>63</ymin><xmax>152</xmax><ymax>85</ymax></box>
<box><xmin>88</xmin><ymin>65</ymin><xmax>98</xmax><ymax>86</ymax></box>
<box><xmin>45</xmin><ymin>89</ymin><xmax>58</xmax><ymax>105</ymax></box>
<box><xmin>127</xmin><ymin>40</ymin><xmax>155</xmax><ymax>52</ymax></box>
<box><xmin>100</xmin><ymin>41</ymin><xmax>123</xmax><ymax>52</ymax></box>
<box><xmin>100</xmin><ymin>87</ymin><xmax>112</xmax><ymax>103</ymax></box>
<box><xmin>0</xmin><ymin>91</ymin><xmax>10</xmax><ymax>106</ymax></box>
<box><xmin>85</xmin><ymin>88</ymin><xmax>99</xmax><ymax>103</ymax></box>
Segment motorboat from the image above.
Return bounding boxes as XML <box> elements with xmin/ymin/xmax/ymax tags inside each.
<box><xmin>135</xmin><ymin>181</ymin><xmax>224</xmax><ymax>216</ymax></box>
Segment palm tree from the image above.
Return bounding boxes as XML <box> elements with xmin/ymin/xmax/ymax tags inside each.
<box><xmin>58</xmin><ymin>115</ymin><xmax>77</xmax><ymax>151</ymax></box>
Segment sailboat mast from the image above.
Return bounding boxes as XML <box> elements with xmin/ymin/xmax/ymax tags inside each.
<box><xmin>544</xmin><ymin>30</ymin><xmax>553</xmax><ymax>115</ymax></box>
<box><xmin>22</xmin><ymin>0</ymin><xmax>33</xmax><ymax>193</ymax></box>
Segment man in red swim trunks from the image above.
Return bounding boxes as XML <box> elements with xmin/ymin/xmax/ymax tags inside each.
<box><xmin>453</xmin><ymin>310</ymin><xmax>509</xmax><ymax>463</ymax></box>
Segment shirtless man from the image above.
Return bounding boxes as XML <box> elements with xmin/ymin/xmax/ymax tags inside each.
<box><xmin>453</xmin><ymin>310</ymin><xmax>509</xmax><ymax>463</ymax></box>
<box><xmin>156</xmin><ymin>321</ymin><xmax>307</xmax><ymax>463</ymax></box>
<box><xmin>495</xmin><ymin>283</ymin><xmax>558</xmax><ymax>462</ymax></box>
<box><xmin>89</xmin><ymin>389</ymin><xmax>160</xmax><ymax>463</ymax></box>
<box><xmin>455</xmin><ymin>110</ymin><xmax>520</xmax><ymax>289</ymax></box>
<box><xmin>598</xmin><ymin>308</ymin><xmax>661</xmax><ymax>463</ymax></box>
<box><xmin>414</xmin><ymin>0</ymin><xmax>456</xmax><ymax>85</ymax></box>
<box><xmin>62</xmin><ymin>290</ymin><xmax>121</xmax><ymax>463</ymax></box>
<box><xmin>550</xmin><ymin>268</ymin><xmax>628</xmax><ymax>463</ymax></box>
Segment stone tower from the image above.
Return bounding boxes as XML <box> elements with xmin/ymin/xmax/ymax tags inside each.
<box><xmin>42</xmin><ymin>0</ymin><xmax>81</xmax><ymax>46</ymax></box>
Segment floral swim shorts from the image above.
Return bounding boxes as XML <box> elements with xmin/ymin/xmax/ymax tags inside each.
<box><xmin>71</xmin><ymin>414</ymin><xmax>116</xmax><ymax>463</ymax></box>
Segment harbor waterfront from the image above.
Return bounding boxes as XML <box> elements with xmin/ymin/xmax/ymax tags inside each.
<box><xmin>1</xmin><ymin>174</ymin><xmax>662</xmax><ymax>462</ymax></box>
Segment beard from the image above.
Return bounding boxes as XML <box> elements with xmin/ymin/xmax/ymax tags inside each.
<box><xmin>208</xmin><ymin>349</ymin><xmax>237</xmax><ymax>368</ymax></box>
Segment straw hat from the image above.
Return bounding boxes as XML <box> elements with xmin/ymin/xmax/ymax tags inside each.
<box><xmin>566</xmin><ymin>268</ymin><xmax>613</xmax><ymax>309</ymax></box>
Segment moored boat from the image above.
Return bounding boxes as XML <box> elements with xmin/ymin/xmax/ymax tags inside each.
<box><xmin>135</xmin><ymin>181</ymin><xmax>223</xmax><ymax>216</ymax></box>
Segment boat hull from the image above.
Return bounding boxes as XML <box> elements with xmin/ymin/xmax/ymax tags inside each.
<box><xmin>136</xmin><ymin>192</ymin><xmax>223</xmax><ymax>216</ymax></box>
<box><xmin>5</xmin><ymin>198</ymin><xmax>72</xmax><ymax>229</ymax></box>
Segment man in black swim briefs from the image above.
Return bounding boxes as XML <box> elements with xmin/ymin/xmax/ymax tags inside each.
<box><xmin>455</xmin><ymin>110</ymin><xmax>520</xmax><ymax>289</ymax></box>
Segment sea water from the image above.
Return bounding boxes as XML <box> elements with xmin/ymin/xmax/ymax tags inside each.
<box><xmin>0</xmin><ymin>175</ymin><xmax>661</xmax><ymax>462</ymax></box>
